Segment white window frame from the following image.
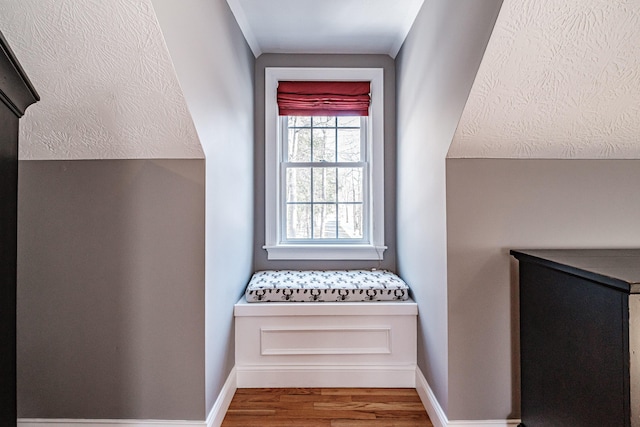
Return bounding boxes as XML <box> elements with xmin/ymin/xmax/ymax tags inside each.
<box><xmin>264</xmin><ymin>67</ymin><xmax>385</xmax><ymax>261</ymax></box>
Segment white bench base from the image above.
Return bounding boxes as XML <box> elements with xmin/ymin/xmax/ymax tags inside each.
<box><xmin>234</xmin><ymin>296</ymin><xmax>418</xmax><ymax>388</ymax></box>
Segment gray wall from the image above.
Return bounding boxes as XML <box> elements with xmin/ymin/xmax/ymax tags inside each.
<box><xmin>254</xmin><ymin>54</ymin><xmax>397</xmax><ymax>271</ymax></box>
<box><xmin>446</xmin><ymin>159</ymin><xmax>640</xmax><ymax>420</ymax></box>
<box><xmin>151</xmin><ymin>0</ymin><xmax>255</xmax><ymax>416</ymax></box>
<box><xmin>17</xmin><ymin>159</ymin><xmax>206</xmax><ymax>419</ymax></box>
<box><xmin>395</xmin><ymin>0</ymin><xmax>502</xmax><ymax>418</ymax></box>
<box><xmin>16</xmin><ymin>0</ymin><xmax>254</xmax><ymax>420</ymax></box>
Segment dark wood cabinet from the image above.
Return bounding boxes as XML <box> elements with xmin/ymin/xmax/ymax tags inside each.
<box><xmin>0</xmin><ymin>31</ymin><xmax>39</xmax><ymax>426</ymax></box>
<box><xmin>511</xmin><ymin>249</ymin><xmax>640</xmax><ymax>427</ymax></box>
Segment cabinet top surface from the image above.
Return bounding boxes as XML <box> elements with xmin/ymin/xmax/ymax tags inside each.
<box><xmin>511</xmin><ymin>249</ymin><xmax>640</xmax><ymax>293</ymax></box>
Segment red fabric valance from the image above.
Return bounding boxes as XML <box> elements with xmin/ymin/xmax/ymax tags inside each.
<box><xmin>277</xmin><ymin>81</ymin><xmax>371</xmax><ymax>116</ymax></box>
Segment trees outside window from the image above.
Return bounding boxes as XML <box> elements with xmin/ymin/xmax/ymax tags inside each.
<box><xmin>284</xmin><ymin>115</ymin><xmax>365</xmax><ymax>242</ymax></box>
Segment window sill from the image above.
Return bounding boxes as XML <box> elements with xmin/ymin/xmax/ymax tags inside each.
<box><xmin>263</xmin><ymin>244</ymin><xmax>387</xmax><ymax>261</ymax></box>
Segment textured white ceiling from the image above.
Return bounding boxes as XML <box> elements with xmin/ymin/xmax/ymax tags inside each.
<box><xmin>0</xmin><ymin>0</ymin><xmax>204</xmax><ymax>160</ymax></box>
<box><xmin>226</xmin><ymin>0</ymin><xmax>424</xmax><ymax>58</ymax></box>
<box><xmin>449</xmin><ymin>0</ymin><xmax>640</xmax><ymax>159</ymax></box>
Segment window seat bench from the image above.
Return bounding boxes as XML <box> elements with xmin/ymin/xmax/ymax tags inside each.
<box><xmin>234</xmin><ymin>270</ymin><xmax>418</xmax><ymax>388</ymax></box>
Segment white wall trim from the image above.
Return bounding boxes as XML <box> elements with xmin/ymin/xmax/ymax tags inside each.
<box><xmin>415</xmin><ymin>367</ymin><xmax>521</xmax><ymax>427</ymax></box>
<box><xmin>260</xmin><ymin>326</ymin><xmax>392</xmax><ymax>356</ymax></box>
<box><xmin>234</xmin><ymin>296</ymin><xmax>418</xmax><ymax>317</ymax></box>
<box><xmin>263</xmin><ymin>67</ymin><xmax>385</xmax><ymax>261</ymax></box>
<box><xmin>18</xmin><ymin>367</ymin><xmax>520</xmax><ymax>427</ymax></box>
<box><xmin>18</xmin><ymin>369</ymin><xmax>239</xmax><ymax>427</ymax></box>
<box><xmin>415</xmin><ymin>366</ymin><xmax>448</xmax><ymax>427</ymax></box>
<box><xmin>206</xmin><ymin>367</ymin><xmax>237</xmax><ymax>427</ymax></box>
<box><xmin>388</xmin><ymin>0</ymin><xmax>425</xmax><ymax>58</ymax></box>
<box><xmin>17</xmin><ymin>419</ymin><xmax>204</xmax><ymax>427</ymax></box>
<box><xmin>237</xmin><ymin>364</ymin><xmax>416</xmax><ymax>388</ymax></box>
<box><xmin>224</xmin><ymin>0</ymin><xmax>261</xmax><ymax>57</ymax></box>
<box><xmin>448</xmin><ymin>422</ymin><xmax>522</xmax><ymax>426</ymax></box>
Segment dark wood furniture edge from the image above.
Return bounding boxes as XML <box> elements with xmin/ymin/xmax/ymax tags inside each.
<box><xmin>510</xmin><ymin>249</ymin><xmax>634</xmax><ymax>294</ymax></box>
<box><xmin>0</xmin><ymin>31</ymin><xmax>39</xmax><ymax>118</ymax></box>
<box><xmin>0</xmin><ymin>29</ymin><xmax>38</xmax><ymax>426</ymax></box>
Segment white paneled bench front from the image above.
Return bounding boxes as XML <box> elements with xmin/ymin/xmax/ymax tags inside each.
<box><xmin>234</xmin><ymin>270</ymin><xmax>418</xmax><ymax>388</ymax></box>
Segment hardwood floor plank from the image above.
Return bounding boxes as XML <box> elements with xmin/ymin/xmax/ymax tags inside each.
<box><xmin>230</xmin><ymin>393</ymin><xmax>282</xmax><ymax>403</ymax></box>
<box><xmin>332</xmin><ymin>419</ymin><xmax>433</xmax><ymax>427</ymax></box>
<box><xmin>229</xmin><ymin>401</ymin><xmax>318</xmax><ymax>410</ymax></box>
<box><xmin>321</xmin><ymin>388</ymin><xmax>417</xmax><ymax>396</ymax></box>
<box><xmin>223</xmin><ymin>417</ymin><xmax>331</xmax><ymax>427</ymax></box>
<box><xmin>235</xmin><ymin>387</ymin><xmax>323</xmax><ymax>395</ymax></box>
<box><xmin>372</xmin><ymin>411</ymin><xmax>431</xmax><ymax>419</ymax></box>
<box><xmin>220</xmin><ymin>388</ymin><xmax>432</xmax><ymax>427</ymax></box>
<box><xmin>279</xmin><ymin>394</ymin><xmax>353</xmax><ymax>403</ymax></box>
<box><xmin>225</xmin><ymin>409</ymin><xmax>277</xmax><ymax>416</ymax></box>
<box><xmin>314</xmin><ymin>402</ymin><xmax>426</xmax><ymax>411</ymax></box>
<box><xmin>266</xmin><ymin>409</ymin><xmax>377</xmax><ymax>420</ymax></box>
<box><xmin>350</xmin><ymin>394</ymin><xmax>421</xmax><ymax>403</ymax></box>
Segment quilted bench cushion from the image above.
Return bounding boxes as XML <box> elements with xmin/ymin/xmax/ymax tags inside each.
<box><xmin>245</xmin><ymin>270</ymin><xmax>410</xmax><ymax>302</ymax></box>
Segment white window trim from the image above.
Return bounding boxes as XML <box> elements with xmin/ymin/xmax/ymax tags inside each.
<box><xmin>264</xmin><ymin>67</ymin><xmax>386</xmax><ymax>261</ymax></box>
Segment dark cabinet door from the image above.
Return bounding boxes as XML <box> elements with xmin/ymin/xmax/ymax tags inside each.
<box><xmin>519</xmin><ymin>262</ymin><xmax>629</xmax><ymax>427</ymax></box>
<box><xmin>0</xmin><ymin>103</ymin><xmax>19</xmax><ymax>427</ymax></box>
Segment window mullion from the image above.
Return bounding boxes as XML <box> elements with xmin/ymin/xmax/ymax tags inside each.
<box><xmin>280</xmin><ymin>117</ymin><xmax>288</xmax><ymax>243</ymax></box>
<box><xmin>334</xmin><ymin>122</ymin><xmax>339</xmax><ymax>239</ymax></box>
<box><xmin>282</xmin><ymin>162</ymin><xmax>365</xmax><ymax>168</ymax></box>
<box><xmin>310</xmin><ymin>118</ymin><xmax>315</xmax><ymax>239</ymax></box>
<box><xmin>361</xmin><ymin>115</ymin><xmax>368</xmax><ymax>242</ymax></box>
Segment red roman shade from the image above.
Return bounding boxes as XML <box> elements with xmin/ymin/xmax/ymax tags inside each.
<box><xmin>277</xmin><ymin>81</ymin><xmax>371</xmax><ymax>116</ymax></box>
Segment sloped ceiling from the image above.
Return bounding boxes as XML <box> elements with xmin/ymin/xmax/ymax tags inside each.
<box><xmin>0</xmin><ymin>0</ymin><xmax>203</xmax><ymax>160</ymax></box>
<box><xmin>449</xmin><ymin>0</ymin><xmax>640</xmax><ymax>159</ymax></box>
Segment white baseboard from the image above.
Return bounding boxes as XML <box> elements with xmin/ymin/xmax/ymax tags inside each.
<box><xmin>415</xmin><ymin>366</ymin><xmax>448</xmax><ymax>427</ymax></box>
<box><xmin>206</xmin><ymin>367</ymin><xmax>237</xmax><ymax>427</ymax></box>
<box><xmin>415</xmin><ymin>367</ymin><xmax>521</xmax><ymax>427</ymax></box>
<box><xmin>236</xmin><ymin>364</ymin><xmax>417</xmax><ymax>388</ymax></box>
<box><xmin>18</xmin><ymin>368</ymin><xmax>239</xmax><ymax>427</ymax></box>
<box><xmin>18</xmin><ymin>367</ymin><xmax>520</xmax><ymax>427</ymax></box>
<box><xmin>448</xmin><ymin>422</ymin><xmax>521</xmax><ymax>426</ymax></box>
<box><xmin>17</xmin><ymin>420</ymin><xmax>204</xmax><ymax>427</ymax></box>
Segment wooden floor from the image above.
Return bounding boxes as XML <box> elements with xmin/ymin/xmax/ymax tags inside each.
<box><xmin>221</xmin><ymin>388</ymin><xmax>433</xmax><ymax>427</ymax></box>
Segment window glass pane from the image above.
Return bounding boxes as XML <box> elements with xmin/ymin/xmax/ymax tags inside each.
<box><xmin>288</xmin><ymin>116</ymin><xmax>311</xmax><ymax>127</ymax></box>
<box><xmin>286</xmin><ymin>204</ymin><xmax>311</xmax><ymax>239</ymax></box>
<box><xmin>337</xmin><ymin>129</ymin><xmax>361</xmax><ymax>162</ymax></box>
<box><xmin>338</xmin><ymin>204</ymin><xmax>363</xmax><ymax>239</ymax></box>
<box><xmin>337</xmin><ymin>116</ymin><xmax>360</xmax><ymax>127</ymax></box>
<box><xmin>312</xmin><ymin>128</ymin><xmax>336</xmax><ymax>162</ymax></box>
<box><xmin>312</xmin><ymin>116</ymin><xmax>336</xmax><ymax>127</ymax></box>
<box><xmin>286</xmin><ymin>168</ymin><xmax>311</xmax><ymax>202</ymax></box>
<box><xmin>313</xmin><ymin>204</ymin><xmax>337</xmax><ymax>239</ymax></box>
<box><xmin>337</xmin><ymin>167</ymin><xmax>363</xmax><ymax>203</ymax></box>
<box><xmin>280</xmin><ymin>113</ymin><xmax>369</xmax><ymax>243</ymax></box>
<box><xmin>313</xmin><ymin>168</ymin><xmax>336</xmax><ymax>203</ymax></box>
<box><xmin>288</xmin><ymin>128</ymin><xmax>311</xmax><ymax>162</ymax></box>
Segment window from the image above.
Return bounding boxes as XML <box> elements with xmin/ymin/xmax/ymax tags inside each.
<box><xmin>264</xmin><ymin>68</ymin><xmax>385</xmax><ymax>260</ymax></box>
<box><xmin>283</xmin><ymin>115</ymin><xmax>366</xmax><ymax>241</ymax></box>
